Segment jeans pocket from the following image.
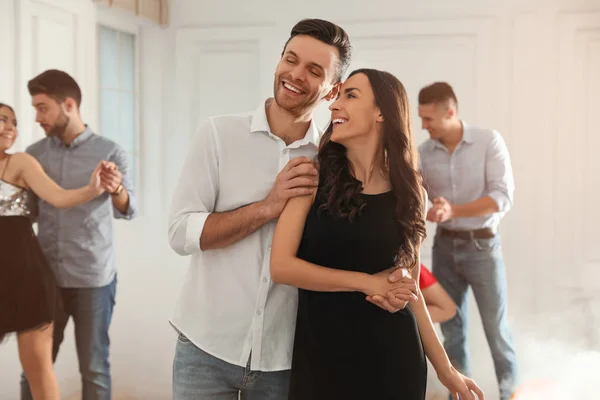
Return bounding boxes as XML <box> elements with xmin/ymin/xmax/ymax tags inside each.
<box><xmin>474</xmin><ymin>237</ymin><xmax>500</xmax><ymax>252</ymax></box>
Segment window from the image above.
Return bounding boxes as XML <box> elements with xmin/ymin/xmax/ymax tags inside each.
<box><xmin>98</xmin><ymin>25</ymin><xmax>138</xmax><ymax>188</ymax></box>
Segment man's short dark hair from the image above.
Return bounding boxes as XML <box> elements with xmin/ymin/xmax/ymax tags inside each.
<box><xmin>28</xmin><ymin>69</ymin><xmax>82</xmax><ymax>108</ymax></box>
<box><xmin>283</xmin><ymin>19</ymin><xmax>352</xmax><ymax>83</ymax></box>
<box><xmin>418</xmin><ymin>82</ymin><xmax>458</xmax><ymax>109</ymax></box>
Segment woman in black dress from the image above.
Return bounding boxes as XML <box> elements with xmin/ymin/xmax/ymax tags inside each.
<box><xmin>0</xmin><ymin>103</ymin><xmax>107</xmax><ymax>400</ymax></box>
<box><xmin>270</xmin><ymin>70</ymin><xmax>484</xmax><ymax>400</ymax></box>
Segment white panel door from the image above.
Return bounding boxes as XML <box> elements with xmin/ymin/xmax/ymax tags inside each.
<box><xmin>555</xmin><ymin>12</ymin><xmax>600</xmax><ymax>347</ymax></box>
<box><xmin>14</xmin><ymin>0</ymin><xmax>97</xmax><ymax>150</ymax></box>
<box><xmin>0</xmin><ymin>0</ymin><xmax>16</xmax><ymax>105</ymax></box>
<box><xmin>167</xmin><ymin>25</ymin><xmax>276</xmax><ymax>194</ymax></box>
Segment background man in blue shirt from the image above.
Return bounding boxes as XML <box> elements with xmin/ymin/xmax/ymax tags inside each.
<box><xmin>21</xmin><ymin>69</ymin><xmax>137</xmax><ymax>400</ymax></box>
<box><xmin>417</xmin><ymin>82</ymin><xmax>518</xmax><ymax>400</ymax></box>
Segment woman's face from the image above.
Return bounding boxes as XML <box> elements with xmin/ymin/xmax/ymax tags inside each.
<box><xmin>0</xmin><ymin>106</ymin><xmax>18</xmax><ymax>152</ymax></box>
<box><xmin>328</xmin><ymin>73</ymin><xmax>383</xmax><ymax>146</ymax></box>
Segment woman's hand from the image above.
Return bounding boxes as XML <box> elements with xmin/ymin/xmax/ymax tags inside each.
<box><xmin>364</xmin><ymin>270</ymin><xmax>418</xmax><ymax>302</ymax></box>
<box><xmin>88</xmin><ymin>162</ymin><xmax>106</xmax><ymax>196</ymax></box>
<box><xmin>366</xmin><ymin>267</ymin><xmax>418</xmax><ymax>312</ymax></box>
<box><xmin>438</xmin><ymin>366</ymin><xmax>485</xmax><ymax>400</ymax></box>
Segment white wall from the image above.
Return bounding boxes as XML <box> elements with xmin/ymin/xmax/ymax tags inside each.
<box><xmin>1</xmin><ymin>0</ymin><xmax>600</xmax><ymax>399</ymax></box>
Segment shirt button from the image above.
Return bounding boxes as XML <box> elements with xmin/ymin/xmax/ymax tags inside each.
<box><xmin>257</xmin><ymin>310</ymin><xmax>262</xmax><ymax>316</ymax></box>
<box><xmin>263</xmin><ymin>277</ymin><xmax>269</xmax><ymax>283</ymax></box>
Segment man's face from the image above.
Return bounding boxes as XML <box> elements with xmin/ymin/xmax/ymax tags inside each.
<box><xmin>32</xmin><ymin>93</ymin><xmax>71</xmax><ymax>138</ymax></box>
<box><xmin>273</xmin><ymin>34</ymin><xmax>340</xmax><ymax>116</ymax></box>
<box><xmin>418</xmin><ymin>102</ymin><xmax>453</xmax><ymax>140</ymax></box>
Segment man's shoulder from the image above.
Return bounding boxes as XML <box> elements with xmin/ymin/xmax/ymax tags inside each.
<box><xmin>87</xmin><ymin>132</ymin><xmax>126</xmax><ymax>153</ymax></box>
<box><xmin>418</xmin><ymin>139</ymin><xmax>436</xmax><ymax>153</ymax></box>
<box><xmin>26</xmin><ymin>137</ymin><xmax>51</xmax><ymax>155</ymax></box>
<box><xmin>466</xmin><ymin>124</ymin><xmax>501</xmax><ymax>142</ymax></box>
<box><xmin>208</xmin><ymin>111</ymin><xmax>254</xmax><ymax>132</ymax></box>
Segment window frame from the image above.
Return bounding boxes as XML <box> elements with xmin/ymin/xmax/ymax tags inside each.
<box><xmin>96</xmin><ymin>9</ymin><xmax>142</xmax><ymax>202</ymax></box>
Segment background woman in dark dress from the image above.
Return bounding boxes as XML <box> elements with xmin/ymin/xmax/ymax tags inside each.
<box><xmin>0</xmin><ymin>103</ymin><xmax>108</xmax><ymax>400</ymax></box>
<box><xmin>270</xmin><ymin>70</ymin><xmax>484</xmax><ymax>400</ymax></box>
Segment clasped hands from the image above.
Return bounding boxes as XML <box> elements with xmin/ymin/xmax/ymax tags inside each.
<box><xmin>99</xmin><ymin>161</ymin><xmax>123</xmax><ymax>194</ymax></box>
<box><xmin>426</xmin><ymin>196</ymin><xmax>454</xmax><ymax>223</ymax></box>
<box><xmin>365</xmin><ymin>267</ymin><xmax>419</xmax><ymax>313</ymax></box>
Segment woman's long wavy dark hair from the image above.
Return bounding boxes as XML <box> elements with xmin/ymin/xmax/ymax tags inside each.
<box><xmin>317</xmin><ymin>69</ymin><xmax>426</xmax><ymax>270</ymax></box>
<box><xmin>0</xmin><ymin>103</ymin><xmax>15</xmax><ymax>115</ymax></box>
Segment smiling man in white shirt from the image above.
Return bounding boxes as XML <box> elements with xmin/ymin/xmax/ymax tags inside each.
<box><xmin>167</xmin><ymin>19</ymin><xmax>353</xmax><ymax>399</ymax></box>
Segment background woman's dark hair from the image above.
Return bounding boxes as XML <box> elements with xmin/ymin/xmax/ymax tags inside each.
<box><xmin>317</xmin><ymin>69</ymin><xmax>426</xmax><ymax>270</ymax></box>
<box><xmin>0</xmin><ymin>103</ymin><xmax>17</xmax><ymax>127</ymax></box>
<box><xmin>0</xmin><ymin>103</ymin><xmax>15</xmax><ymax>114</ymax></box>
<box><xmin>283</xmin><ymin>18</ymin><xmax>352</xmax><ymax>83</ymax></box>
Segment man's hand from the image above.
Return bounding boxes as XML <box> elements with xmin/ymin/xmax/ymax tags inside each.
<box><xmin>262</xmin><ymin>157</ymin><xmax>318</xmax><ymax>219</ymax></box>
<box><xmin>99</xmin><ymin>161</ymin><xmax>123</xmax><ymax>194</ymax></box>
<box><xmin>366</xmin><ymin>268</ymin><xmax>419</xmax><ymax>313</ymax></box>
<box><xmin>426</xmin><ymin>196</ymin><xmax>454</xmax><ymax>223</ymax></box>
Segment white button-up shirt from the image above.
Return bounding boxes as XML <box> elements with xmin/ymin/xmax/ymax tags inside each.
<box><xmin>168</xmin><ymin>100</ymin><xmax>320</xmax><ymax>371</ymax></box>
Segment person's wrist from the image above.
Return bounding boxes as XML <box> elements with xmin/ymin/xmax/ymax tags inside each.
<box><xmin>358</xmin><ymin>274</ymin><xmax>378</xmax><ymax>295</ymax></box>
<box><xmin>435</xmin><ymin>362</ymin><xmax>455</xmax><ymax>380</ymax></box>
<box><xmin>110</xmin><ymin>183</ymin><xmax>123</xmax><ymax>196</ymax></box>
<box><xmin>88</xmin><ymin>184</ymin><xmax>101</xmax><ymax>195</ymax></box>
<box><xmin>257</xmin><ymin>199</ymin><xmax>278</xmax><ymax>221</ymax></box>
<box><xmin>449</xmin><ymin>203</ymin><xmax>459</xmax><ymax>218</ymax></box>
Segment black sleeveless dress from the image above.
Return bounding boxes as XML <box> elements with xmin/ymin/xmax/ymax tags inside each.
<box><xmin>0</xmin><ymin>178</ymin><xmax>59</xmax><ymax>342</ymax></box>
<box><xmin>289</xmin><ymin>190</ymin><xmax>427</xmax><ymax>400</ymax></box>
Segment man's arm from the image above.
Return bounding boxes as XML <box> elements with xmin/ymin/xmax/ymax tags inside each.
<box><xmin>104</xmin><ymin>147</ymin><xmax>136</xmax><ymax>218</ymax></box>
<box><xmin>484</xmin><ymin>131</ymin><xmax>514</xmax><ymax>213</ymax></box>
<box><xmin>200</xmin><ymin>156</ymin><xmax>318</xmax><ymax>251</ymax></box>
<box><xmin>168</xmin><ymin>119</ymin><xmax>220</xmax><ymax>255</ymax></box>
<box><xmin>168</xmin><ymin>118</ymin><xmax>318</xmax><ymax>255</ymax></box>
<box><xmin>448</xmin><ymin>196</ymin><xmax>499</xmax><ymax>218</ymax></box>
<box><xmin>199</xmin><ymin>202</ymin><xmax>276</xmax><ymax>251</ymax></box>
<box><xmin>430</xmin><ymin>131</ymin><xmax>515</xmax><ymax>222</ymax></box>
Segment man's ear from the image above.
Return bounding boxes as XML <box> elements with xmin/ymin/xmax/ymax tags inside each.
<box><xmin>64</xmin><ymin>98</ymin><xmax>76</xmax><ymax>113</ymax></box>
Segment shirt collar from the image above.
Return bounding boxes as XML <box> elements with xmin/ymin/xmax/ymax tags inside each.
<box><xmin>460</xmin><ymin>121</ymin><xmax>473</xmax><ymax>144</ymax></box>
<box><xmin>433</xmin><ymin>120</ymin><xmax>472</xmax><ymax>150</ymax></box>
<box><xmin>51</xmin><ymin>125</ymin><xmax>93</xmax><ymax>148</ymax></box>
<box><xmin>250</xmin><ymin>99</ymin><xmax>320</xmax><ymax>148</ymax></box>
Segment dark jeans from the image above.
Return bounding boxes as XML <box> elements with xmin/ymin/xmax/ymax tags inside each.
<box><xmin>21</xmin><ymin>276</ymin><xmax>117</xmax><ymax>400</ymax></box>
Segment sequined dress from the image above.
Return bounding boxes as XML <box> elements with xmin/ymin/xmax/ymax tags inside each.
<box><xmin>0</xmin><ymin>178</ymin><xmax>59</xmax><ymax>341</ymax></box>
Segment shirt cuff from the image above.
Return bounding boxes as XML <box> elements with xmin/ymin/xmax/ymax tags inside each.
<box><xmin>488</xmin><ymin>191</ymin><xmax>510</xmax><ymax>213</ymax></box>
<box><xmin>185</xmin><ymin>212</ymin><xmax>211</xmax><ymax>253</ymax></box>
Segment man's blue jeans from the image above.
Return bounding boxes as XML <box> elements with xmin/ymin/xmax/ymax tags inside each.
<box><xmin>173</xmin><ymin>333</ymin><xmax>291</xmax><ymax>400</ymax></box>
<box><xmin>432</xmin><ymin>233</ymin><xmax>518</xmax><ymax>400</ymax></box>
<box><xmin>21</xmin><ymin>276</ymin><xmax>117</xmax><ymax>400</ymax></box>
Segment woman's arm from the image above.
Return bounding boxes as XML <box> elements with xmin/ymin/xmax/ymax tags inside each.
<box><xmin>270</xmin><ymin>194</ymin><xmax>400</xmax><ymax>295</ymax></box>
<box><xmin>422</xmin><ymin>282</ymin><xmax>457</xmax><ymax>323</ymax></box>
<box><xmin>15</xmin><ymin>153</ymin><xmax>105</xmax><ymax>208</ymax></box>
<box><xmin>406</xmin><ymin>189</ymin><xmax>484</xmax><ymax>400</ymax></box>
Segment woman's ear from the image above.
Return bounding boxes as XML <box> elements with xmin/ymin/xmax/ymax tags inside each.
<box><xmin>376</xmin><ymin>110</ymin><xmax>384</xmax><ymax>123</ymax></box>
